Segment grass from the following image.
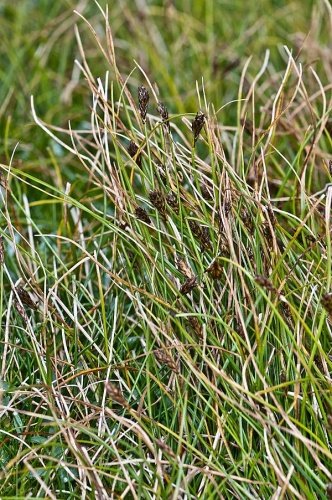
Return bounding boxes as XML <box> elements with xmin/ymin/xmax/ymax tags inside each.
<box><xmin>0</xmin><ymin>0</ymin><xmax>332</xmax><ymax>498</ymax></box>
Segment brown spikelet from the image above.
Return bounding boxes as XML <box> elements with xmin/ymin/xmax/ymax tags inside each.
<box><xmin>13</xmin><ymin>300</ymin><xmax>29</xmax><ymax>323</ymax></box>
<box><xmin>329</xmin><ymin>159</ymin><xmax>332</xmax><ymax>176</ymax></box>
<box><xmin>236</xmin><ymin>319</ymin><xmax>246</xmax><ymax>340</ymax></box>
<box><xmin>200</xmin><ymin>226</ymin><xmax>212</xmax><ymax>252</ymax></box>
<box><xmin>255</xmin><ymin>275</ymin><xmax>276</xmax><ymax>293</ymax></box>
<box><xmin>15</xmin><ymin>286</ymin><xmax>38</xmax><ymax>310</ymax></box>
<box><xmin>180</xmin><ymin>276</ymin><xmax>197</xmax><ymax>295</ymax></box>
<box><xmin>224</xmin><ymin>200</ymin><xmax>232</xmax><ymax>218</ymax></box>
<box><xmin>138</xmin><ymin>85</ymin><xmax>149</xmax><ymax>123</ymax></box>
<box><xmin>206</xmin><ymin>258</ymin><xmax>223</xmax><ymax>280</ymax></box>
<box><xmin>246</xmin><ymin>246</ymin><xmax>254</xmax><ymax>264</ymax></box>
<box><xmin>187</xmin><ymin>316</ymin><xmax>203</xmax><ymax>339</ymax></box>
<box><xmin>201</xmin><ymin>183</ymin><xmax>213</xmax><ymax>200</ymax></box>
<box><xmin>149</xmin><ymin>190</ymin><xmax>166</xmax><ymax>218</ymax></box>
<box><xmin>155</xmin><ymin>438</ymin><xmax>176</xmax><ymax>458</ymax></box>
<box><xmin>322</xmin><ymin>293</ymin><xmax>332</xmax><ymax>317</ymax></box>
<box><xmin>262</xmin><ymin>222</ymin><xmax>274</xmax><ymax>248</ymax></box>
<box><xmin>192</xmin><ymin>111</ymin><xmax>205</xmax><ymax>145</ymax></box>
<box><xmin>157</xmin><ymin>101</ymin><xmax>170</xmax><ymax>132</ymax></box>
<box><xmin>166</xmin><ymin>191</ymin><xmax>179</xmax><ymax>214</ymax></box>
<box><xmin>216</xmin><ymin>212</ymin><xmax>224</xmax><ymax>234</ymax></box>
<box><xmin>280</xmin><ymin>298</ymin><xmax>293</xmax><ymax>326</ymax></box>
<box><xmin>134</xmin><ymin>206</ymin><xmax>151</xmax><ymax>224</ymax></box>
<box><xmin>219</xmin><ymin>241</ymin><xmax>230</xmax><ymax>258</ymax></box>
<box><xmin>156</xmin><ymin>162</ymin><xmax>167</xmax><ymax>185</ymax></box>
<box><xmin>127</xmin><ymin>140</ymin><xmax>141</xmax><ymax>166</ymax></box>
<box><xmin>105</xmin><ymin>382</ymin><xmax>129</xmax><ymax>408</ymax></box>
<box><xmin>176</xmin><ymin>257</ymin><xmax>195</xmax><ymax>279</ymax></box>
<box><xmin>155</xmin><ymin>349</ymin><xmax>179</xmax><ymax>374</ymax></box>
<box><xmin>188</xmin><ymin>219</ymin><xmax>202</xmax><ymax>239</ymax></box>
<box><xmin>241</xmin><ymin>209</ymin><xmax>254</xmax><ymax>234</ymax></box>
<box><xmin>0</xmin><ymin>235</ymin><xmax>4</xmax><ymax>265</ymax></box>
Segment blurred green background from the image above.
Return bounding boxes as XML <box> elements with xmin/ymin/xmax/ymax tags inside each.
<box><xmin>0</xmin><ymin>0</ymin><xmax>327</xmax><ymax>171</ymax></box>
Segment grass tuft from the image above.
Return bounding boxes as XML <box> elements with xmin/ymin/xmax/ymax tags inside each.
<box><xmin>0</xmin><ymin>0</ymin><xmax>332</xmax><ymax>498</ymax></box>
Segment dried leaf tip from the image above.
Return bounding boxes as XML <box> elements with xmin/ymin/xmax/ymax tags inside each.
<box><xmin>192</xmin><ymin>111</ymin><xmax>205</xmax><ymax>145</ymax></box>
<box><xmin>138</xmin><ymin>85</ymin><xmax>149</xmax><ymax>123</ymax></box>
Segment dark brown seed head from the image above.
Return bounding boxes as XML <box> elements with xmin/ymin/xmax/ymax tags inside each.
<box><xmin>255</xmin><ymin>275</ymin><xmax>276</xmax><ymax>293</ymax></box>
<box><xmin>329</xmin><ymin>159</ymin><xmax>332</xmax><ymax>176</ymax></box>
<box><xmin>206</xmin><ymin>259</ymin><xmax>223</xmax><ymax>280</ymax></box>
<box><xmin>241</xmin><ymin>209</ymin><xmax>254</xmax><ymax>234</ymax></box>
<box><xmin>180</xmin><ymin>276</ymin><xmax>197</xmax><ymax>295</ymax></box>
<box><xmin>246</xmin><ymin>245</ymin><xmax>254</xmax><ymax>263</ymax></box>
<box><xmin>155</xmin><ymin>438</ymin><xmax>176</xmax><ymax>458</ymax></box>
<box><xmin>201</xmin><ymin>183</ymin><xmax>213</xmax><ymax>200</ymax></box>
<box><xmin>200</xmin><ymin>226</ymin><xmax>212</xmax><ymax>252</ymax></box>
<box><xmin>13</xmin><ymin>300</ymin><xmax>29</xmax><ymax>323</ymax></box>
<box><xmin>322</xmin><ymin>293</ymin><xmax>332</xmax><ymax>316</ymax></box>
<box><xmin>105</xmin><ymin>382</ymin><xmax>128</xmax><ymax>407</ymax></box>
<box><xmin>219</xmin><ymin>241</ymin><xmax>230</xmax><ymax>258</ymax></box>
<box><xmin>149</xmin><ymin>190</ymin><xmax>166</xmax><ymax>217</ymax></box>
<box><xmin>15</xmin><ymin>286</ymin><xmax>38</xmax><ymax>310</ymax></box>
<box><xmin>224</xmin><ymin>200</ymin><xmax>232</xmax><ymax>218</ymax></box>
<box><xmin>138</xmin><ymin>85</ymin><xmax>150</xmax><ymax>123</ymax></box>
<box><xmin>166</xmin><ymin>191</ymin><xmax>179</xmax><ymax>214</ymax></box>
<box><xmin>134</xmin><ymin>206</ymin><xmax>151</xmax><ymax>224</ymax></box>
<box><xmin>192</xmin><ymin>111</ymin><xmax>205</xmax><ymax>145</ymax></box>
<box><xmin>262</xmin><ymin>222</ymin><xmax>274</xmax><ymax>248</ymax></box>
<box><xmin>127</xmin><ymin>140</ymin><xmax>141</xmax><ymax>166</ymax></box>
<box><xmin>176</xmin><ymin>257</ymin><xmax>195</xmax><ymax>279</ymax></box>
<box><xmin>157</xmin><ymin>101</ymin><xmax>170</xmax><ymax>132</ymax></box>
<box><xmin>188</xmin><ymin>219</ymin><xmax>202</xmax><ymax>239</ymax></box>
<box><xmin>216</xmin><ymin>212</ymin><xmax>224</xmax><ymax>234</ymax></box>
<box><xmin>280</xmin><ymin>298</ymin><xmax>293</xmax><ymax>326</ymax></box>
<box><xmin>187</xmin><ymin>316</ymin><xmax>203</xmax><ymax>338</ymax></box>
<box><xmin>155</xmin><ymin>349</ymin><xmax>179</xmax><ymax>374</ymax></box>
